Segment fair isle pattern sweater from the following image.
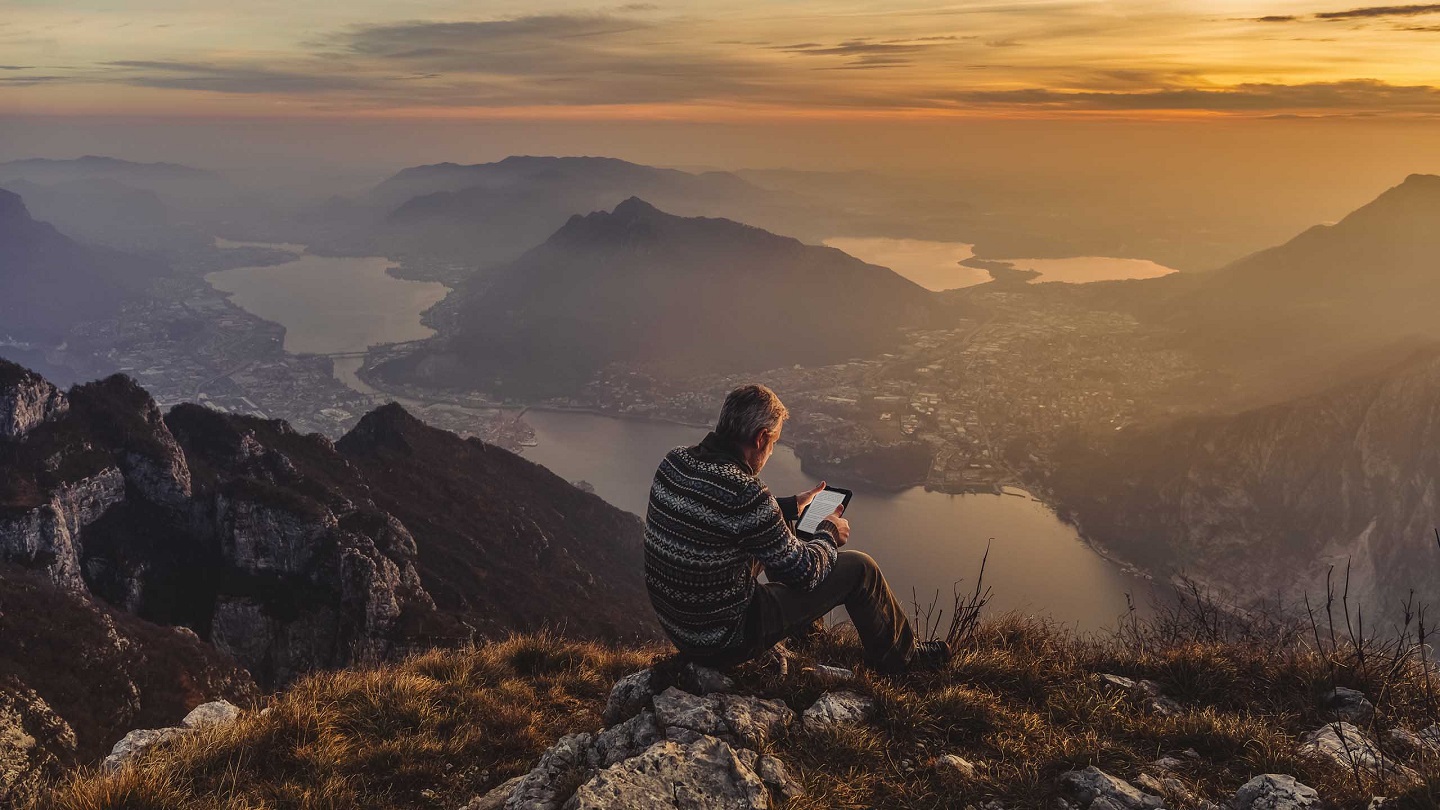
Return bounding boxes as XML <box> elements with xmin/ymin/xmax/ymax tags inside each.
<box><xmin>644</xmin><ymin>433</ymin><xmax>840</xmax><ymax>654</ymax></box>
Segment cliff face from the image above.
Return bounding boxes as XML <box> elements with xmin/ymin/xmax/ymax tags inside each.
<box><xmin>1052</xmin><ymin>349</ymin><xmax>1440</xmax><ymax>609</ymax></box>
<box><xmin>0</xmin><ymin>358</ymin><xmax>657</xmax><ymax>692</ymax></box>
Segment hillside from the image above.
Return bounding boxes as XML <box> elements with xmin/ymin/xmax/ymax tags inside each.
<box><xmin>376</xmin><ymin>198</ymin><xmax>939</xmax><ymax>398</ymax></box>
<box><xmin>1134</xmin><ymin>173</ymin><xmax>1440</xmax><ymax>402</ymax></box>
<box><xmin>0</xmin><ymin>359</ymin><xmax>657</xmax><ymax>691</ymax></box>
<box><xmin>31</xmin><ymin>599</ymin><xmax>1440</xmax><ymax>809</ymax></box>
<box><xmin>0</xmin><ymin>189</ymin><xmax>167</xmax><ymax>341</ymax></box>
<box><xmin>1050</xmin><ymin>347</ymin><xmax>1440</xmax><ymax>610</ymax></box>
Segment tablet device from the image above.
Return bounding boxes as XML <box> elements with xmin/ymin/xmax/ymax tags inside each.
<box><xmin>796</xmin><ymin>486</ymin><xmax>852</xmax><ymax>538</ymax></box>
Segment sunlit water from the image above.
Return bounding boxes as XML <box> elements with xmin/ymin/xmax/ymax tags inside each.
<box><xmin>209</xmin><ymin>241</ymin><xmax>1159</xmax><ymax>632</ymax></box>
<box><xmin>523</xmin><ymin>410</ymin><xmax>1156</xmax><ymax>631</ymax></box>
<box><xmin>207</xmin><ymin>242</ymin><xmax>449</xmax><ymax>390</ymax></box>
<box><xmin>824</xmin><ymin>236</ymin><xmax>1178</xmax><ymax>288</ymax></box>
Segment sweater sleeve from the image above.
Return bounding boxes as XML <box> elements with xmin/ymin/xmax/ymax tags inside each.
<box><xmin>738</xmin><ymin>483</ymin><xmax>837</xmax><ymax>592</ymax></box>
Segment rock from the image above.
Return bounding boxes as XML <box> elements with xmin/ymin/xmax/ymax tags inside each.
<box><xmin>0</xmin><ymin>467</ymin><xmax>127</xmax><ymax>591</ymax></box>
<box><xmin>1136</xmin><ymin>680</ymin><xmax>1182</xmax><ymax>716</ymax></box>
<box><xmin>504</xmin><ymin>732</ymin><xmax>595</xmax><ymax>810</ymax></box>
<box><xmin>590</xmin><ymin>710</ymin><xmax>661</xmax><ymax>768</ymax></box>
<box><xmin>754</xmin><ymin>754</ymin><xmax>804</xmax><ymax>801</ymax></box>
<box><xmin>1149</xmin><ymin>755</ymin><xmax>1185</xmax><ymax>772</ymax></box>
<box><xmin>102</xmin><ymin>726</ymin><xmax>185</xmax><ymax>772</ymax></box>
<box><xmin>1134</xmin><ymin>771</ymin><xmax>1199</xmax><ymax>806</ymax></box>
<box><xmin>678</xmin><ymin>662</ymin><xmax>736</xmax><ymax>696</ymax></box>
<box><xmin>458</xmin><ymin>775</ymin><xmax>525</xmax><ymax>810</ymax></box>
<box><xmin>0</xmin><ymin>364</ymin><xmax>67</xmax><ymax>439</ymax></box>
<box><xmin>1322</xmin><ymin>687</ymin><xmax>1375</xmax><ymax>724</ymax></box>
<box><xmin>1385</xmin><ymin>727</ymin><xmax>1431</xmax><ymax>758</ymax></box>
<box><xmin>1419</xmin><ymin>724</ymin><xmax>1440</xmax><ymax>749</ymax></box>
<box><xmin>801</xmin><ymin>690</ymin><xmax>875</xmax><ymax>729</ymax></box>
<box><xmin>181</xmin><ymin>700</ymin><xmax>241</xmax><ymax>729</ymax></box>
<box><xmin>604</xmin><ymin>669</ymin><xmax>658</xmax><ymax>727</ymax></box>
<box><xmin>1299</xmin><ymin>723</ymin><xmax>1418</xmax><ymax>784</ymax></box>
<box><xmin>812</xmin><ymin>664</ymin><xmax>855</xmax><ymax>682</ymax></box>
<box><xmin>652</xmin><ymin>688</ymin><xmax>794</xmax><ymax>749</ymax></box>
<box><xmin>1230</xmin><ymin>774</ymin><xmax>1320</xmax><ymax>810</ymax></box>
<box><xmin>938</xmin><ymin>753</ymin><xmax>978</xmax><ymax>778</ymax></box>
<box><xmin>1093</xmin><ymin>674</ymin><xmax>1181</xmax><ymax>715</ymax></box>
<box><xmin>0</xmin><ymin>681</ymin><xmax>76</xmax><ymax>806</ymax></box>
<box><xmin>1057</xmin><ymin>766</ymin><xmax>1164</xmax><ymax>810</ymax></box>
<box><xmin>565</xmin><ymin>736</ymin><xmax>769</xmax><ymax>810</ymax></box>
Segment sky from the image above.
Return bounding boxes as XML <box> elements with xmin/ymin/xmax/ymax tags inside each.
<box><xmin>4</xmin><ymin>0</ymin><xmax>1440</xmax><ymax>120</ymax></box>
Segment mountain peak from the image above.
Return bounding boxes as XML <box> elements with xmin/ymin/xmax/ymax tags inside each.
<box><xmin>610</xmin><ymin>196</ymin><xmax>662</xmax><ymax>219</ymax></box>
<box><xmin>0</xmin><ymin>187</ymin><xmax>33</xmax><ymax>223</ymax></box>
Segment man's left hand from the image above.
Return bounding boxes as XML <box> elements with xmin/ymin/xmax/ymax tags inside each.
<box><xmin>795</xmin><ymin>481</ymin><xmax>827</xmax><ymax>514</ymax></box>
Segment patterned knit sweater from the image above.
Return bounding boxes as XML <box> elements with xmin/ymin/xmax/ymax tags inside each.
<box><xmin>644</xmin><ymin>432</ymin><xmax>840</xmax><ymax>655</ymax></box>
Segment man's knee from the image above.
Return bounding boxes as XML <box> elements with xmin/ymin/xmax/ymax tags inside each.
<box><xmin>835</xmin><ymin>550</ymin><xmax>881</xmax><ymax>583</ymax></box>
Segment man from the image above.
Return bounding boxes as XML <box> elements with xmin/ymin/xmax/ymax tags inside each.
<box><xmin>644</xmin><ymin>383</ymin><xmax>952</xmax><ymax>673</ymax></box>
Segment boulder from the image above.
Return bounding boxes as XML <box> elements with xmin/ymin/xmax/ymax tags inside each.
<box><xmin>1299</xmin><ymin>723</ymin><xmax>1418</xmax><ymax>784</ymax></box>
<box><xmin>102</xmin><ymin>726</ymin><xmax>185</xmax><ymax>772</ymax></box>
<box><xmin>603</xmin><ymin>670</ymin><xmax>658</xmax><ymax>727</ymax></box>
<box><xmin>652</xmin><ymin>688</ymin><xmax>794</xmax><ymax>749</ymax></box>
<box><xmin>1057</xmin><ymin>766</ymin><xmax>1164</xmax><ymax>810</ymax></box>
<box><xmin>1322</xmin><ymin>687</ymin><xmax>1375</xmax><ymax>724</ymax></box>
<box><xmin>565</xmin><ymin>736</ymin><xmax>769</xmax><ymax>810</ymax></box>
<box><xmin>181</xmin><ymin>700</ymin><xmax>242</xmax><ymax>729</ymax></box>
<box><xmin>677</xmin><ymin>663</ymin><xmax>736</xmax><ymax>696</ymax></box>
<box><xmin>801</xmin><ymin>690</ymin><xmax>875</xmax><ymax>729</ymax></box>
<box><xmin>1230</xmin><ymin>774</ymin><xmax>1320</xmax><ymax>810</ymax></box>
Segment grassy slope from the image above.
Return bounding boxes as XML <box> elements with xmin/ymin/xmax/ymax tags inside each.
<box><xmin>33</xmin><ymin>601</ymin><xmax>1440</xmax><ymax>810</ymax></box>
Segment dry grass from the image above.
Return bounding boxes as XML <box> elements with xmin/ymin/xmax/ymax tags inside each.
<box><xmin>34</xmin><ymin>633</ymin><xmax>659</xmax><ymax>810</ymax></box>
<box><xmin>34</xmin><ymin>589</ymin><xmax>1440</xmax><ymax>810</ymax></box>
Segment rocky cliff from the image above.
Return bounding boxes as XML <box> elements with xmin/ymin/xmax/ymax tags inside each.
<box><xmin>0</xmin><ymin>358</ymin><xmax>656</xmax><ymax>692</ymax></box>
<box><xmin>1051</xmin><ymin>348</ymin><xmax>1440</xmax><ymax>609</ymax></box>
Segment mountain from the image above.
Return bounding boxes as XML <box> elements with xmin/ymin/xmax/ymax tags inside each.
<box><xmin>0</xmin><ymin>177</ymin><xmax>171</xmax><ymax>250</ymax></box>
<box><xmin>0</xmin><ymin>156</ymin><xmax>229</xmax><ymax>204</ymax></box>
<box><xmin>1140</xmin><ymin>173</ymin><xmax>1440</xmax><ymax>401</ymax></box>
<box><xmin>376</xmin><ymin>198</ymin><xmax>940</xmax><ymax>397</ymax></box>
<box><xmin>1050</xmin><ymin>347</ymin><xmax>1440</xmax><ymax>610</ymax></box>
<box><xmin>360</xmin><ymin>155</ymin><xmax>800</xmax><ymax>268</ymax></box>
<box><xmin>0</xmin><ymin>188</ymin><xmax>167</xmax><ymax>341</ymax></box>
<box><xmin>0</xmin><ymin>359</ymin><xmax>657</xmax><ymax>690</ymax></box>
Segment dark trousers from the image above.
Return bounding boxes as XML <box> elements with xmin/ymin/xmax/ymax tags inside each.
<box><xmin>697</xmin><ymin>550</ymin><xmax>917</xmax><ymax>672</ymax></box>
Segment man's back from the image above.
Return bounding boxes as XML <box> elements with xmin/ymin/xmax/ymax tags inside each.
<box><xmin>644</xmin><ymin>435</ymin><xmax>839</xmax><ymax>657</ymax></box>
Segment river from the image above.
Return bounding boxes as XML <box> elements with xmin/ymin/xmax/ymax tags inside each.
<box><xmin>208</xmin><ymin>240</ymin><xmax>1159</xmax><ymax>631</ymax></box>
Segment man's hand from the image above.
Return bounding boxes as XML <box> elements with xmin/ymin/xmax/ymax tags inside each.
<box><xmin>822</xmin><ymin>505</ymin><xmax>849</xmax><ymax>547</ymax></box>
<box><xmin>795</xmin><ymin>481</ymin><xmax>827</xmax><ymax>513</ymax></box>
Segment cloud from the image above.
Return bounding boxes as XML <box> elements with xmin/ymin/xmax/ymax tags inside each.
<box><xmin>104</xmin><ymin>60</ymin><xmax>371</xmax><ymax>94</ymax></box>
<box><xmin>1250</xmin><ymin>3</ymin><xmax>1440</xmax><ymax>20</ymax></box>
<box><xmin>1315</xmin><ymin>3</ymin><xmax>1440</xmax><ymax>18</ymax></box>
<box><xmin>939</xmin><ymin>80</ymin><xmax>1440</xmax><ymax>112</ymax></box>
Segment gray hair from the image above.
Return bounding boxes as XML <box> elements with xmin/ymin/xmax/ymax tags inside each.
<box><xmin>714</xmin><ymin>384</ymin><xmax>789</xmax><ymax>445</ymax></box>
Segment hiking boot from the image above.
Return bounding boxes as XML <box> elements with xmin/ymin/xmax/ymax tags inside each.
<box><xmin>907</xmin><ymin>640</ymin><xmax>953</xmax><ymax>672</ymax></box>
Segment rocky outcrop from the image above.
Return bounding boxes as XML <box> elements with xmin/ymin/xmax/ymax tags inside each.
<box><xmin>1058</xmin><ymin>766</ymin><xmax>1165</xmax><ymax>810</ymax></box>
<box><xmin>0</xmin><ymin>679</ymin><xmax>76</xmax><ymax>806</ymax></box>
<box><xmin>799</xmin><ymin>690</ymin><xmax>874</xmax><ymax>729</ymax></box>
<box><xmin>0</xmin><ymin>467</ymin><xmax>125</xmax><ymax>590</ymax></box>
<box><xmin>0</xmin><ymin>361</ymin><xmax>67</xmax><ymax>438</ymax></box>
<box><xmin>469</xmin><ymin>669</ymin><xmax>808</xmax><ymax>810</ymax></box>
<box><xmin>1298</xmin><ymin>722</ymin><xmax>1419</xmax><ymax>785</ymax></box>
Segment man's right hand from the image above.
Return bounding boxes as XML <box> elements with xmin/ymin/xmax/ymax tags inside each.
<box><xmin>822</xmin><ymin>506</ymin><xmax>849</xmax><ymax>547</ymax></box>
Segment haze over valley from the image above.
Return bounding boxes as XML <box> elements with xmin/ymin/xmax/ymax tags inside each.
<box><xmin>6</xmin><ymin>2</ymin><xmax>1440</xmax><ymax>805</ymax></box>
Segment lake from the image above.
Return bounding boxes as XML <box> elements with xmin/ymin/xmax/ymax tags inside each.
<box><xmin>522</xmin><ymin>409</ymin><xmax>1154</xmax><ymax>631</ymax></box>
<box><xmin>824</xmin><ymin>236</ymin><xmax>1177</xmax><ymax>290</ymax></box>
<box><xmin>208</xmin><ymin>242</ymin><xmax>1159</xmax><ymax>632</ymax></box>
<box><xmin>207</xmin><ymin>241</ymin><xmax>449</xmax><ymax>391</ymax></box>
